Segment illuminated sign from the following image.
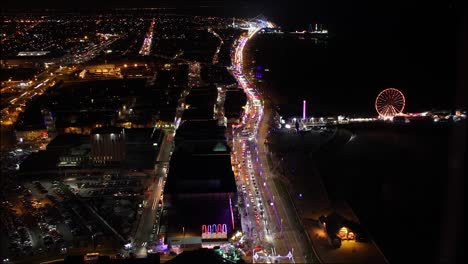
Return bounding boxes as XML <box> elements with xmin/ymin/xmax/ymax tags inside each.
<box><xmin>41</xmin><ymin>131</ymin><xmax>48</xmax><ymax>138</ymax></box>
<box><xmin>201</xmin><ymin>224</ymin><xmax>228</xmax><ymax>239</ymax></box>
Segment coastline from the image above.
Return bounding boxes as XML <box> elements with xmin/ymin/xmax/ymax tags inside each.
<box><xmin>231</xmin><ymin>25</ymin><xmax>315</xmax><ymax>263</ymax></box>
<box><xmin>264</xmin><ymin>124</ymin><xmax>389</xmax><ymax>263</ymax></box>
<box><xmin>241</xmin><ymin>31</ymin><xmax>320</xmax><ymax>263</ymax></box>
<box><xmin>243</xmin><ymin>32</ymin><xmax>389</xmax><ymax>263</ymax></box>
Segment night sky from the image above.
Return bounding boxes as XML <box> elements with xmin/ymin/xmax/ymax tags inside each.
<box><xmin>3</xmin><ymin>0</ymin><xmax>464</xmax><ymax>108</ymax></box>
<box><xmin>3</xmin><ymin>0</ymin><xmax>463</xmax><ymax>109</ymax></box>
<box><xmin>3</xmin><ymin>0</ymin><xmax>459</xmax><ymax>43</ymax></box>
<box><xmin>1</xmin><ymin>0</ymin><xmax>457</xmax><ymax>24</ymax></box>
<box><xmin>3</xmin><ymin>1</ymin><xmax>460</xmax><ymax>41</ymax></box>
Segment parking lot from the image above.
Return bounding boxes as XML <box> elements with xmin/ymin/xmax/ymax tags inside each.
<box><xmin>0</xmin><ymin>171</ymin><xmax>146</xmax><ymax>258</ymax></box>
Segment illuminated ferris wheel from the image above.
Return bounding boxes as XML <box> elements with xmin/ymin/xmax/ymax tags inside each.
<box><xmin>375</xmin><ymin>88</ymin><xmax>406</xmax><ymax>118</ymax></box>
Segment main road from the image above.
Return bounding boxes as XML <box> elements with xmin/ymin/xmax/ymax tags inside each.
<box><xmin>131</xmin><ymin>127</ymin><xmax>173</xmax><ymax>257</ymax></box>
<box><xmin>131</xmin><ymin>50</ymin><xmax>204</xmax><ymax>257</ymax></box>
<box><xmin>231</xmin><ymin>23</ymin><xmax>317</xmax><ymax>263</ymax></box>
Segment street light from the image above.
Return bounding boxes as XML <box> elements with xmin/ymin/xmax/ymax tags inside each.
<box><xmin>91</xmin><ymin>234</ymin><xmax>96</xmax><ymax>249</ymax></box>
<box><xmin>182</xmin><ymin>226</ymin><xmax>185</xmax><ymax>249</ymax></box>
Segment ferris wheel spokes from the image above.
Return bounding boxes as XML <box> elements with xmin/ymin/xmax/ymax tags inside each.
<box><xmin>375</xmin><ymin>88</ymin><xmax>405</xmax><ymax>118</ymax></box>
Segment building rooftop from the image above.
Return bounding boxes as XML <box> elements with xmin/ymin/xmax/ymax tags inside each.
<box><xmin>164</xmin><ymin>148</ymin><xmax>236</xmax><ymax>195</ymax></box>
<box><xmin>200</xmin><ymin>65</ymin><xmax>237</xmax><ymax>85</ymax></box>
<box><xmin>54</xmin><ymin>111</ymin><xmax>116</xmax><ymax>129</ymax></box>
<box><xmin>224</xmin><ymin>89</ymin><xmax>247</xmax><ymax>119</ymax></box>
<box><xmin>185</xmin><ymin>93</ymin><xmax>217</xmax><ymax>109</ymax></box>
<box><xmin>180</xmin><ymin>107</ymin><xmax>214</xmax><ymax>122</ymax></box>
<box><xmin>19</xmin><ymin>150</ymin><xmax>60</xmax><ymax>174</ymax></box>
<box><xmin>91</xmin><ymin>126</ymin><xmax>124</xmax><ymax>135</ymax></box>
<box><xmin>124</xmin><ymin>128</ymin><xmax>162</xmax><ymax>143</ymax></box>
<box><xmin>185</xmin><ymin>85</ymin><xmax>218</xmax><ymax>108</ymax></box>
<box><xmin>176</xmin><ymin>141</ymin><xmax>230</xmax><ymax>155</ymax></box>
<box><xmin>174</xmin><ymin>120</ymin><xmax>226</xmax><ymax>146</ymax></box>
<box><xmin>124</xmin><ymin>128</ymin><xmax>163</xmax><ymax>170</ymax></box>
<box><xmin>124</xmin><ymin>148</ymin><xmax>158</xmax><ymax>170</ymax></box>
<box><xmin>319</xmin><ymin>212</ymin><xmax>365</xmax><ymax>239</ymax></box>
<box><xmin>47</xmin><ymin>134</ymin><xmax>89</xmax><ymax>151</ymax></box>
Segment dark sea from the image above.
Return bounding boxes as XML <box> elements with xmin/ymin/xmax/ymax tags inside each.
<box><xmin>243</xmin><ymin>3</ymin><xmax>466</xmax><ymax>262</ymax></box>
<box><xmin>315</xmin><ymin>122</ymin><xmax>465</xmax><ymax>263</ymax></box>
<box><xmin>244</xmin><ymin>29</ymin><xmax>456</xmax><ymax>117</ymax></box>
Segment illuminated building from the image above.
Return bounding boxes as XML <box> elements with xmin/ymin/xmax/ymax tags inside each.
<box><xmin>91</xmin><ymin>127</ymin><xmax>126</xmax><ymax>164</ymax></box>
<box><xmin>84</xmin><ymin>64</ymin><xmax>120</xmax><ymax>77</ymax></box>
<box><xmin>161</xmin><ymin>142</ymin><xmax>238</xmax><ymax>247</ymax></box>
<box><xmin>318</xmin><ymin>212</ymin><xmax>367</xmax><ymax>248</ymax></box>
<box><xmin>14</xmin><ymin>129</ymin><xmax>45</xmax><ymax>142</ymax></box>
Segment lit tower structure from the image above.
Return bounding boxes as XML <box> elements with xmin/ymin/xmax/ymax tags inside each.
<box><xmin>303</xmin><ymin>100</ymin><xmax>307</xmax><ymax>120</ymax></box>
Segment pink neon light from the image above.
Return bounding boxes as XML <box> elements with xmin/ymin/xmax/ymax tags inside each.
<box><xmin>229</xmin><ymin>195</ymin><xmax>235</xmax><ymax>230</ymax></box>
<box><xmin>202</xmin><ymin>224</ymin><xmax>227</xmax><ymax>234</ymax></box>
<box><xmin>303</xmin><ymin>100</ymin><xmax>306</xmax><ymax>119</ymax></box>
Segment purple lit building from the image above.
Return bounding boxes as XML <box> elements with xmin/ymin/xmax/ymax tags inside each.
<box><xmin>161</xmin><ymin>140</ymin><xmax>239</xmax><ymax>248</ymax></box>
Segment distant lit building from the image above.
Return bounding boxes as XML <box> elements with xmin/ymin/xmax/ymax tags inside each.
<box><xmin>15</xmin><ymin>129</ymin><xmax>46</xmax><ymax>142</ymax></box>
<box><xmin>57</xmin><ymin>145</ymin><xmax>90</xmax><ymax>168</ymax></box>
<box><xmin>91</xmin><ymin>127</ymin><xmax>126</xmax><ymax>164</ymax></box>
<box><xmin>120</xmin><ymin>65</ymin><xmax>152</xmax><ymax>78</ymax></box>
<box><xmin>318</xmin><ymin>212</ymin><xmax>367</xmax><ymax>248</ymax></box>
<box><xmin>84</xmin><ymin>64</ymin><xmax>120</xmax><ymax>77</ymax></box>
